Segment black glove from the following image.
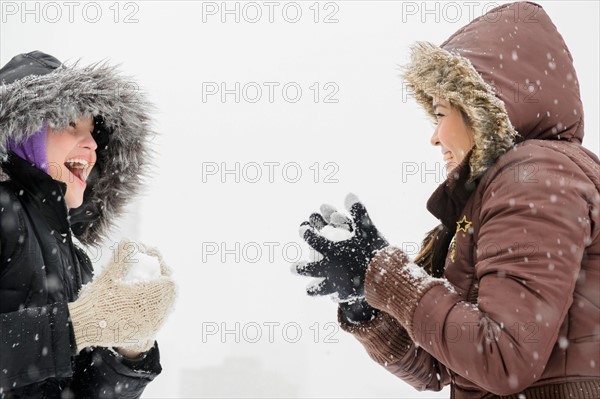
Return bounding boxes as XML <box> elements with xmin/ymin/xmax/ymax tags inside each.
<box><xmin>295</xmin><ymin>194</ymin><xmax>389</xmax><ymax>322</ymax></box>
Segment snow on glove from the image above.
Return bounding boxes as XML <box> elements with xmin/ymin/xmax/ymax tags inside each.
<box><xmin>295</xmin><ymin>193</ymin><xmax>389</xmax><ymax>303</ymax></box>
<box><xmin>68</xmin><ymin>239</ymin><xmax>177</xmax><ymax>353</ymax></box>
<box><xmin>295</xmin><ymin>212</ymin><xmax>353</xmax><ymax>279</ymax></box>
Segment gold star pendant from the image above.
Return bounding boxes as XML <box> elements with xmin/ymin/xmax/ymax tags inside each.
<box><xmin>456</xmin><ymin>215</ymin><xmax>472</xmax><ymax>234</ymax></box>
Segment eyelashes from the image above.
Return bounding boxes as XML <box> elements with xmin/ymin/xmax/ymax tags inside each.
<box><xmin>68</xmin><ymin>121</ymin><xmax>93</xmax><ymax>135</ymax></box>
<box><xmin>433</xmin><ymin>113</ymin><xmax>444</xmax><ymax>125</ymax></box>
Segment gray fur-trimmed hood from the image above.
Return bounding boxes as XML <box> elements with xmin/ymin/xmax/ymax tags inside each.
<box><xmin>402</xmin><ymin>1</ymin><xmax>584</xmax><ymax>182</ymax></box>
<box><xmin>0</xmin><ymin>51</ymin><xmax>155</xmax><ymax>246</ymax></box>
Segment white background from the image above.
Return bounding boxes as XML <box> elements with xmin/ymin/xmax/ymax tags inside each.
<box><xmin>1</xmin><ymin>1</ymin><xmax>599</xmax><ymax>398</ymax></box>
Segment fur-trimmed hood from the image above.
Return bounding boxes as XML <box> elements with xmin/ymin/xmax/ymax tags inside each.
<box><xmin>0</xmin><ymin>51</ymin><xmax>155</xmax><ymax>246</ymax></box>
<box><xmin>402</xmin><ymin>1</ymin><xmax>584</xmax><ymax>182</ymax></box>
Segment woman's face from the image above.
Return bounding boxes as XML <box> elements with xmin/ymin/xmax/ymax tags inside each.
<box><xmin>46</xmin><ymin>115</ymin><xmax>97</xmax><ymax>209</ymax></box>
<box><xmin>430</xmin><ymin>97</ymin><xmax>474</xmax><ymax>173</ymax></box>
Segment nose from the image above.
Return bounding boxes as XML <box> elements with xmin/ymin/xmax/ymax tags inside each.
<box><xmin>430</xmin><ymin>128</ymin><xmax>440</xmax><ymax>146</ymax></box>
<box><xmin>80</xmin><ymin>130</ymin><xmax>98</xmax><ymax>151</ymax></box>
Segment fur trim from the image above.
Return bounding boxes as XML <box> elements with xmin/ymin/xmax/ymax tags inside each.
<box><xmin>401</xmin><ymin>41</ymin><xmax>518</xmax><ymax>182</ymax></box>
<box><xmin>0</xmin><ymin>60</ymin><xmax>156</xmax><ymax>246</ymax></box>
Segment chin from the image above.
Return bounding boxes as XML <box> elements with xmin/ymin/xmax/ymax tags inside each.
<box><xmin>444</xmin><ymin>163</ymin><xmax>459</xmax><ymax>176</ymax></box>
<box><xmin>65</xmin><ymin>192</ymin><xmax>84</xmax><ymax>209</ymax></box>
<box><xmin>66</xmin><ymin>201</ymin><xmax>83</xmax><ymax>209</ymax></box>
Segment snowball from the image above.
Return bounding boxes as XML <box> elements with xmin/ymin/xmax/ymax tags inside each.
<box><xmin>319</xmin><ymin>225</ymin><xmax>354</xmax><ymax>242</ymax></box>
<box><xmin>305</xmin><ymin>225</ymin><xmax>353</xmax><ymax>262</ymax></box>
<box><xmin>319</xmin><ymin>203</ymin><xmax>337</xmax><ymax>221</ymax></box>
<box><xmin>330</xmin><ymin>212</ymin><xmax>350</xmax><ymax>226</ymax></box>
<box><xmin>122</xmin><ymin>252</ymin><xmax>161</xmax><ymax>283</ymax></box>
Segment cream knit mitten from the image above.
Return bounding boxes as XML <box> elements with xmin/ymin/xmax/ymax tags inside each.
<box><xmin>68</xmin><ymin>239</ymin><xmax>176</xmax><ymax>353</ymax></box>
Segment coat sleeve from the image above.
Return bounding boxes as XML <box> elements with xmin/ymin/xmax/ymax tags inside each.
<box><xmin>70</xmin><ymin>342</ymin><xmax>162</xmax><ymax>399</ymax></box>
<box><xmin>363</xmin><ymin>148</ymin><xmax>597</xmax><ymax>396</ymax></box>
<box><xmin>338</xmin><ymin>308</ymin><xmax>452</xmax><ymax>391</ymax></box>
<box><xmin>0</xmin><ymin>302</ymin><xmax>162</xmax><ymax>395</ymax></box>
<box><xmin>0</xmin><ymin>302</ymin><xmax>75</xmax><ymax>391</ymax></box>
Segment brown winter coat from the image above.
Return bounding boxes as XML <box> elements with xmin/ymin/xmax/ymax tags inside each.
<box><xmin>340</xmin><ymin>2</ymin><xmax>600</xmax><ymax>398</ymax></box>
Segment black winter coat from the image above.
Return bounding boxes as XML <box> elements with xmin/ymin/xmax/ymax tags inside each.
<box><xmin>0</xmin><ymin>51</ymin><xmax>161</xmax><ymax>397</ymax></box>
<box><xmin>0</xmin><ymin>155</ymin><xmax>161</xmax><ymax>398</ymax></box>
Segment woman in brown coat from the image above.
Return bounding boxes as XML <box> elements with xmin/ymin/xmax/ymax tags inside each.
<box><xmin>294</xmin><ymin>2</ymin><xmax>600</xmax><ymax>398</ymax></box>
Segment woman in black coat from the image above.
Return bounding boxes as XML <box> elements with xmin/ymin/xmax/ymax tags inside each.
<box><xmin>0</xmin><ymin>51</ymin><xmax>175</xmax><ymax>398</ymax></box>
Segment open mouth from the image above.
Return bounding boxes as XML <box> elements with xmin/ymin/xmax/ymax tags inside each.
<box><xmin>64</xmin><ymin>158</ymin><xmax>90</xmax><ymax>184</ymax></box>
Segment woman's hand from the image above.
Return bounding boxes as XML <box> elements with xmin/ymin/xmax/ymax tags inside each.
<box><xmin>115</xmin><ymin>346</ymin><xmax>145</xmax><ymax>359</ymax></box>
<box><xmin>115</xmin><ymin>337</ymin><xmax>156</xmax><ymax>359</ymax></box>
<box><xmin>295</xmin><ymin>193</ymin><xmax>389</xmax><ymax>302</ymax></box>
<box><xmin>67</xmin><ymin>240</ymin><xmax>176</xmax><ymax>354</ymax></box>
